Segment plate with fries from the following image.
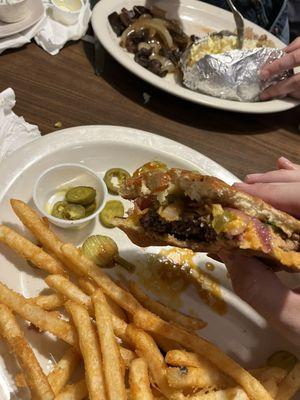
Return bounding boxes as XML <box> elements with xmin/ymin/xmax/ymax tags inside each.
<box><xmin>0</xmin><ymin>125</ymin><xmax>299</xmax><ymax>400</ymax></box>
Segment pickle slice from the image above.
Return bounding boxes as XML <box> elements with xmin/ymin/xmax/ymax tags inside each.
<box><xmin>82</xmin><ymin>235</ymin><xmax>118</xmax><ymax>267</ymax></box>
<box><xmin>267</xmin><ymin>350</ymin><xmax>298</xmax><ymax>372</ymax></box>
<box><xmin>66</xmin><ymin>186</ymin><xmax>96</xmax><ymax>206</ymax></box>
<box><xmin>85</xmin><ymin>201</ymin><xmax>97</xmax><ymax>217</ymax></box>
<box><xmin>51</xmin><ymin>201</ymin><xmax>68</xmax><ymax>219</ymax></box>
<box><xmin>64</xmin><ymin>204</ymin><xmax>86</xmax><ymax>220</ymax></box>
<box><xmin>104</xmin><ymin>168</ymin><xmax>130</xmax><ymax>195</ymax></box>
<box><xmin>99</xmin><ymin>200</ymin><xmax>124</xmax><ymax>228</ymax></box>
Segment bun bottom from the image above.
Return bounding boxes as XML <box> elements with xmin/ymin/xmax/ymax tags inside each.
<box><xmin>116</xmin><ymin>217</ymin><xmax>300</xmax><ymax>273</ymax></box>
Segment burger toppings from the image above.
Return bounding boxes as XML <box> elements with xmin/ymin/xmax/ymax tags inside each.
<box><xmin>136</xmin><ymin>193</ymin><xmax>300</xmax><ymax>254</ymax></box>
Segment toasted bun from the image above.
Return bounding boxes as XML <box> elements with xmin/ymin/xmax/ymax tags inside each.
<box><xmin>117</xmin><ymin>215</ymin><xmax>300</xmax><ymax>272</ymax></box>
<box><xmin>121</xmin><ymin>168</ymin><xmax>300</xmax><ymax>236</ymax></box>
<box><xmin>118</xmin><ymin>167</ymin><xmax>300</xmax><ymax>272</ymax></box>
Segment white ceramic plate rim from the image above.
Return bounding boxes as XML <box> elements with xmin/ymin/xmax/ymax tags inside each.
<box><xmin>1</xmin><ymin>126</ymin><xmax>300</xmax><ymax>400</ymax></box>
<box><xmin>0</xmin><ymin>125</ymin><xmax>238</xmax><ymax>196</ymax></box>
<box><xmin>0</xmin><ymin>0</ymin><xmax>44</xmax><ymax>39</ymax></box>
<box><xmin>92</xmin><ymin>0</ymin><xmax>300</xmax><ymax>114</ymax></box>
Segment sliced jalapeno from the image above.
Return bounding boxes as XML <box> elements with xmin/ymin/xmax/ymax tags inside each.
<box><xmin>51</xmin><ymin>201</ymin><xmax>68</xmax><ymax>219</ymax></box>
<box><xmin>99</xmin><ymin>200</ymin><xmax>124</xmax><ymax>228</ymax></box>
<box><xmin>84</xmin><ymin>201</ymin><xmax>97</xmax><ymax>217</ymax></box>
<box><xmin>64</xmin><ymin>204</ymin><xmax>86</xmax><ymax>220</ymax></box>
<box><xmin>66</xmin><ymin>186</ymin><xmax>96</xmax><ymax>206</ymax></box>
<box><xmin>104</xmin><ymin>168</ymin><xmax>130</xmax><ymax>195</ymax></box>
<box><xmin>267</xmin><ymin>351</ymin><xmax>298</xmax><ymax>372</ymax></box>
<box><xmin>133</xmin><ymin>161</ymin><xmax>167</xmax><ymax>177</ymax></box>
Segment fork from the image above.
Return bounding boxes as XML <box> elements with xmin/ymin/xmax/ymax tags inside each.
<box><xmin>226</xmin><ymin>0</ymin><xmax>244</xmax><ymax>49</ymax></box>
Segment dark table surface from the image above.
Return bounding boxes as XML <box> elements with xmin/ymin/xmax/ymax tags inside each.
<box><xmin>1</xmin><ymin>39</ymin><xmax>300</xmax><ymax>179</ymax></box>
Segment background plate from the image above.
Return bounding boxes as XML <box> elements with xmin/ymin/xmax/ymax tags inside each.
<box><xmin>0</xmin><ymin>126</ymin><xmax>299</xmax><ymax>399</ymax></box>
<box><xmin>0</xmin><ymin>0</ymin><xmax>44</xmax><ymax>39</ymax></box>
<box><xmin>92</xmin><ymin>0</ymin><xmax>300</xmax><ymax>114</ymax></box>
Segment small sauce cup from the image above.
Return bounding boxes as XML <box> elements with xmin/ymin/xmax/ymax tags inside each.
<box><xmin>33</xmin><ymin>163</ymin><xmax>107</xmax><ymax>229</ymax></box>
<box><xmin>51</xmin><ymin>0</ymin><xmax>83</xmax><ymax>26</ymax></box>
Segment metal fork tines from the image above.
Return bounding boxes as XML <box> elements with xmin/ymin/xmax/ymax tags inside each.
<box><xmin>226</xmin><ymin>0</ymin><xmax>244</xmax><ymax>49</ymax></box>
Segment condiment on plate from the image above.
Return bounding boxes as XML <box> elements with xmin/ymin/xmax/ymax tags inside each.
<box><xmin>51</xmin><ymin>0</ymin><xmax>83</xmax><ymax>26</ymax></box>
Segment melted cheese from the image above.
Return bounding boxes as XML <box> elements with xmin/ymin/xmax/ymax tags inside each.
<box><xmin>239</xmin><ymin>222</ymin><xmax>262</xmax><ymax>251</ymax></box>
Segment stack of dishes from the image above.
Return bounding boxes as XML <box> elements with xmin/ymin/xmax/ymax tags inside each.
<box><xmin>0</xmin><ymin>0</ymin><xmax>44</xmax><ymax>40</ymax></box>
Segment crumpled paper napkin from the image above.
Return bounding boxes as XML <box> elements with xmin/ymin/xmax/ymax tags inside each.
<box><xmin>35</xmin><ymin>0</ymin><xmax>92</xmax><ymax>55</ymax></box>
<box><xmin>0</xmin><ymin>88</ymin><xmax>41</xmax><ymax>163</ymax></box>
<box><xmin>0</xmin><ymin>0</ymin><xmax>91</xmax><ymax>55</ymax></box>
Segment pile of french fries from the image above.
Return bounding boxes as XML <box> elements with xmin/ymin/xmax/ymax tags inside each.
<box><xmin>0</xmin><ymin>199</ymin><xmax>299</xmax><ymax>400</ymax></box>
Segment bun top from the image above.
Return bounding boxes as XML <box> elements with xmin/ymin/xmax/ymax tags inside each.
<box><xmin>120</xmin><ymin>165</ymin><xmax>300</xmax><ymax>237</ymax></box>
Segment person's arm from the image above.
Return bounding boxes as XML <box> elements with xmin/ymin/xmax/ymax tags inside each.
<box><xmin>260</xmin><ymin>37</ymin><xmax>300</xmax><ymax>100</ymax></box>
<box><xmin>219</xmin><ymin>157</ymin><xmax>300</xmax><ymax>345</ymax></box>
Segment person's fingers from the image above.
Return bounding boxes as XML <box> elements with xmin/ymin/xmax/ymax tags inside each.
<box><xmin>276</xmin><ymin>156</ymin><xmax>300</xmax><ymax>170</ymax></box>
<box><xmin>260</xmin><ymin>74</ymin><xmax>300</xmax><ymax>101</ymax></box>
<box><xmin>260</xmin><ymin>49</ymin><xmax>300</xmax><ymax>80</ymax></box>
<box><xmin>219</xmin><ymin>252</ymin><xmax>300</xmax><ymax>345</ymax></box>
<box><xmin>244</xmin><ymin>169</ymin><xmax>300</xmax><ymax>184</ymax></box>
<box><xmin>285</xmin><ymin>37</ymin><xmax>300</xmax><ymax>53</ymax></box>
<box><xmin>233</xmin><ymin>182</ymin><xmax>300</xmax><ymax>217</ymax></box>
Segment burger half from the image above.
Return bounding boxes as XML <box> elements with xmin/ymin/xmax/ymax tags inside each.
<box><xmin>116</xmin><ymin>162</ymin><xmax>300</xmax><ymax>272</ymax></box>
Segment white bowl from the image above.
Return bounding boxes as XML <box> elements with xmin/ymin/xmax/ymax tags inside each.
<box><xmin>0</xmin><ymin>0</ymin><xmax>29</xmax><ymax>23</ymax></box>
<box><xmin>33</xmin><ymin>163</ymin><xmax>108</xmax><ymax>229</ymax></box>
<box><xmin>51</xmin><ymin>0</ymin><xmax>82</xmax><ymax>26</ymax></box>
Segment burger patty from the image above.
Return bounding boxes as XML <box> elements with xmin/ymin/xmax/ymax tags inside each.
<box><xmin>140</xmin><ymin>209</ymin><xmax>217</xmax><ymax>242</ymax></box>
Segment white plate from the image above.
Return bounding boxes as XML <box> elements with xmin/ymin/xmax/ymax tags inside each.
<box><xmin>92</xmin><ymin>0</ymin><xmax>300</xmax><ymax>114</ymax></box>
<box><xmin>0</xmin><ymin>0</ymin><xmax>44</xmax><ymax>39</ymax></box>
<box><xmin>0</xmin><ymin>126</ymin><xmax>299</xmax><ymax>399</ymax></box>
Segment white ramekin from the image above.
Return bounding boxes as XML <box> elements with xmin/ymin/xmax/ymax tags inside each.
<box><xmin>33</xmin><ymin>163</ymin><xmax>108</xmax><ymax>229</ymax></box>
<box><xmin>51</xmin><ymin>0</ymin><xmax>82</xmax><ymax>26</ymax></box>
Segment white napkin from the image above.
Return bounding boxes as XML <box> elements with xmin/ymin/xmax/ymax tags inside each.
<box><xmin>0</xmin><ymin>88</ymin><xmax>41</xmax><ymax>163</ymax></box>
<box><xmin>0</xmin><ymin>14</ymin><xmax>46</xmax><ymax>55</ymax></box>
<box><xmin>34</xmin><ymin>0</ymin><xmax>91</xmax><ymax>55</ymax></box>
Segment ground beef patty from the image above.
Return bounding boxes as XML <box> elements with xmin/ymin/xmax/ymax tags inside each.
<box><xmin>140</xmin><ymin>209</ymin><xmax>217</xmax><ymax>242</ymax></box>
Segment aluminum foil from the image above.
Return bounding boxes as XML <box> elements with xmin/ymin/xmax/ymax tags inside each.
<box><xmin>181</xmin><ymin>41</ymin><xmax>291</xmax><ymax>102</ymax></box>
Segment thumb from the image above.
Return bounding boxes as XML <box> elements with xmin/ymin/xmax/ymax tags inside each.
<box><xmin>219</xmin><ymin>252</ymin><xmax>300</xmax><ymax>346</ymax></box>
<box><xmin>233</xmin><ymin>182</ymin><xmax>300</xmax><ymax>217</ymax></box>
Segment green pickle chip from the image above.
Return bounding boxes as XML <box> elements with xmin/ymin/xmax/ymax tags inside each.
<box><xmin>51</xmin><ymin>201</ymin><xmax>68</xmax><ymax>219</ymax></box>
<box><xmin>104</xmin><ymin>168</ymin><xmax>130</xmax><ymax>195</ymax></box>
<box><xmin>99</xmin><ymin>200</ymin><xmax>124</xmax><ymax>228</ymax></box>
<box><xmin>85</xmin><ymin>201</ymin><xmax>97</xmax><ymax>217</ymax></box>
<box><xmin>82</xmin><ymin>235</ymin><xmax>118</xmax><ymax>267</ymax></box>
<box><xmin>66</xmin><ymin>186</ymin><xmax>96</xmax><ymax>205</ymax></box>
<box><xmin>64</xmin><ymin>204</ymin><xmax>86</xmax><ymax>220</ymax></box>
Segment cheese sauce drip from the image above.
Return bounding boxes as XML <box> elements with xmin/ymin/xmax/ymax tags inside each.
<box><xmin>136</xmin><ymin>248</ymin><xmax>227</xmax><ymax>315</ymax></box>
